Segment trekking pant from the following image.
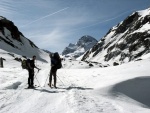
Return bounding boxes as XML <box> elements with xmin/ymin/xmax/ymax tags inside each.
<box><xmin>49</xmin><ymin>67</ymin><xmax>57</xmax><ymax>87</ymax></box>
<box><xmin>28</xmin><ymin>69</ymin><xmax>34</xmax><ymax>86</ymax></box>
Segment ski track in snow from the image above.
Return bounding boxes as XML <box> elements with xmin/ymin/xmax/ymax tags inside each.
<box><xmin>0</xmin><ymin>58</ymin><xmax>150</xmax><ymax>113</ymax></box>
<box><xmin>0</xmin><ymin>68</ymin><xmax>120</xmax><ymax>113</ymax></box>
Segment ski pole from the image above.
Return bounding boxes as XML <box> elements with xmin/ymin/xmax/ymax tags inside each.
<box><xmin>44</xmin><ymin>74</ymin><xmax>49</xmax><ymax>87</ymax></box>
<box><xmin>57</xmin><ymin>75</ymin><xmax>65</xmax><ymax>86</ymax></box>
<box><xmin>35</xmin><ymin>76</ymin><xmax>42</xmax><ymax>88</ymax></box>
<box><xmin>34</xmin><ymin>70</ymin><xmax>42</xmax><ymax>88</ymax></box>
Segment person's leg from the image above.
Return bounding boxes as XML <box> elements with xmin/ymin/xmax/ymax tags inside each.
<box><xmin>31</xmin><ymin>73</ymin><xmax>34</xmax><ymax>87</ymax></box>
<box><xmin>49</xmin><ymin>68</ymin><xmax>53</xmax><ymax>87</ymax></box>
<box><xmin>53</xmin><ymin>69</ymin><xmax>57</xmax><ymax>88</ymax></box>
<box><xmin>28</xmin><ymin>70</ymin><xmax>32</xmax><ymax>87</ymax></box>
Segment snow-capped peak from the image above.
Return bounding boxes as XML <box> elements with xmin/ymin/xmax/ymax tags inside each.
<box><xmin>137</xmin><ymin>7</ymin><xmax>150</xmax><ymax>17</ymax></box>
<box><xmin>62</xmin><ymin>35</ymin><xmax>98</xmax><ymax>58</ymax></box>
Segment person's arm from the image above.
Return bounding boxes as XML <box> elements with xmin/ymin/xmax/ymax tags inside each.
<box><xmin>34</xmin><ymin>62</ymin><xmax>40</xmax><ymax>71</ymax></box>
<box><xmin>32</xmin><ymin>61</ymin><xmax>40</xmax><ymax>71</ymax></box>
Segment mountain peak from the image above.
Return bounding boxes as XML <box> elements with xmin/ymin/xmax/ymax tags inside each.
<box><xmin>62</xmin><ymin>35</ymin><xmax>98</xmax><ymax>58</ymax></box>
<box><xmin>80</xmin><ymin>35</ymin><xmax>97</xmax><ymax>41</ymax></box>
<box><xmin>77</xmin><ymin>35</ymin><xmax>98</xmax><ymax>46</ymax></box>
<box><xmin>137</xmin><ymin>7</ymin><xmax>150</xmax><ymax>17</ymax></box>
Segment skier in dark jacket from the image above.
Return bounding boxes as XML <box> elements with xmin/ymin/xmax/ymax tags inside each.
<box><xmin>27</xmin><ymin>55</ymin><xmax>40</xmax><ymax>88</ymax></box>
<box><xmin>49</xmin><ymin>53</ymin><xmax>61</xmax><ymax>88</ymax></box>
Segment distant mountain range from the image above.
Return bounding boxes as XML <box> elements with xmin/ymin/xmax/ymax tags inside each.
<box><xmin>62</xmin><ymin>35</ymin><xmax>98</xmax><ymax>58</ymax></box>
<box><xmin>81</xmin><ymin>7</ymin><xmax>150</xmax><ymax>65</ymax></box>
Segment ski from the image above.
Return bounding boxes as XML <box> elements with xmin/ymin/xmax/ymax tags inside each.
<box><xmin>47</xmin><ymin>83</ymin><xmax>57</xmax><ymax>89</ymax></box>
<box><xmin>25</xmin><ymin>85</ymin><xmax>40</xmax><ymax>89</ymax></box>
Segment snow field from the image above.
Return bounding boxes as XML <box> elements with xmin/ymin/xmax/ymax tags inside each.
<box><xmin>0</xmin><ymin>52</ymin><xmax>150</xmax><ymax>113</ymax></box>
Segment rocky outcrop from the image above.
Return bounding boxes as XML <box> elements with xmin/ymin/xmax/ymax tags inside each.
<box><xmin>81</xmin><ymin>8</ymin><xmax>150</xmax><ymax>64</ymax></box>
<box><xmin>0</xmin><ymin>16</ymin><xmax>38</xmax><ymax>48</ymax></box>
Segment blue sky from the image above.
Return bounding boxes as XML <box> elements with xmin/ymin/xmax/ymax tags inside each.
<box><xmin>0</xmin><ymin>0</ymin><xmax>150</xmax><ymax>53</ymax></box>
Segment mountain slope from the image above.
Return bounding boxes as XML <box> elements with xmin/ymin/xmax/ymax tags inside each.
<box><xmin>0</xmin><ymin>16</ymin><xmax>48</xmax><ymax>62</ymax></box>
<box><xmin>62</xmin><ymin>35</ymin><xmax>97</xmax><ymax>58</ymax></box>
<box><xmin>81</xmin><ymin>8</ymin><xmax>150</xmax><ymax>65</ymax></box>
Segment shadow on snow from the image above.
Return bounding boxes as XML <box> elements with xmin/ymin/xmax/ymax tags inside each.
<box><xmin>33</xmin><ymin>86</ymin><xmax>93</xmax><ymax>93</ymax></box>
<box><xmin>61</xmin><ymin>86</ymin><xmax>93</xmax><ymax>90</ymax></box>
<box><xmin>110</xmin><ymin>76</ymin><xmax>150</xmax><ymax>107</ymax></box>
<box><xmin>34</xmin><ymin>88</ymin><xmax>65</xmax><ymax>93</ymax></box>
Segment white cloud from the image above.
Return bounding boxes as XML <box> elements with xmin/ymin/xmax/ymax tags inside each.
<box><xmin>28</xmin><ymin>28</ymin><xmax>72</xmax><ymax>53</ymax></box>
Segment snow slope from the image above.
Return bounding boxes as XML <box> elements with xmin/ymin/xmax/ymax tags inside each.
<box><xmin>0</xmin><ymin>17</ymin><xmax>49</xmax><ymax>62</ymax></box>
<box><xmin>0</xmin><ymin>49</ymin><xmax>150</xmax><ymax>113</ymax></box>
<box><xmin>82</xmin><ymin>7</ymin><xmax>150</xmax><ymax>66</ymax></box>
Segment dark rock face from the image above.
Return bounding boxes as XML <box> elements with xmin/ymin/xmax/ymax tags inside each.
<box><xmin>0</xmin><ymin>17</ymin><xmax>23</xmax><ymax>42</ymax></box>
<box><xmin>62</xmin><ymin>46</ymin><xmax>76</xmax><ymax>55</ymax></box>
<box><xmin>115</xmin><ymin>12</ymin><xmax>140</xmax><ymax>34</ymax></box>
<box><xmin>113</xmin><ymin>62</ymin><xmax>119</xmax><ymax>66</ymax></box>
<box><xmin>81</xmin><ymin>8</ymin><xmax>150</xmax><ymax>63</ymax></box>
<box><xmin>0</xmin><ymin>16</ymin><xmax>38</xmax><ymax>49</ymax></box>
<box><xmin>0</xmin><ymin>36</ymin><xmax>18</xmax><ymax>48</ymax></box>
<box><xmin>89</xmin><ymin>63</ymin><xmax>93</xmax><ymax>67</ymax></box>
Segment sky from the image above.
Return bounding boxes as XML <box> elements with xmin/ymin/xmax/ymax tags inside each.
<box><xmin>0</xmin><ymin>0</ymin><xmax>150</xmax><ymax>53</ymax></box>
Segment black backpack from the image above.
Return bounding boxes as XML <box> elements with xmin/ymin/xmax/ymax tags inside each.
<box><xmin>53</xmin><ymin>52</ymin><xmax>62</xmax><ymax>69</ymax></box>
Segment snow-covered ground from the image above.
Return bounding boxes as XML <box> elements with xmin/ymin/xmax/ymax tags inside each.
<box><xmin>0</xmin><ymin>49</ymin><xmax>150</xmax><ymax>113</ymax></box>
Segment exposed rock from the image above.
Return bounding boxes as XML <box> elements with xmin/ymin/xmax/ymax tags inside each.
<box><xmin>0</xmin><ymin>16</ymin><xmax>38</xmax><ymax>49</ymax></box>
<box><xmin>113</xmin><ymin>62</ymin><xmax>119</xmax><ymax>66</ymax></box>
<box><xmin>89</xmin><ymin>63</ymin><xmax>93</xmax><ymax>67</ymax></box>
<box><xmin>81</xmin><ymin>7</ymin><xmax>150</xmax><ymax>64</ymax></box>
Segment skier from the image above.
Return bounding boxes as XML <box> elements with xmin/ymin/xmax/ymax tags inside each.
<box><xmin>49</xmin><ymin>52</ymin><xmax>62</xmax><ymax>88</ymax></box>
<box><xmin>27</xmin><ymin>55</ymin><xmax>40</xmax><ymax>88</ymax></box>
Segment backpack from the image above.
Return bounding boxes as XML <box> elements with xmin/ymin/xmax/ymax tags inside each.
<box><xmin>53</xmin><ymin>52</ymin><xmax>62</xmax><ymax>69</ymax></box>
<box><xmin>21</xmin><ymin>59</ymin><xmax>30</xmax><ymax>69</ymax></box>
